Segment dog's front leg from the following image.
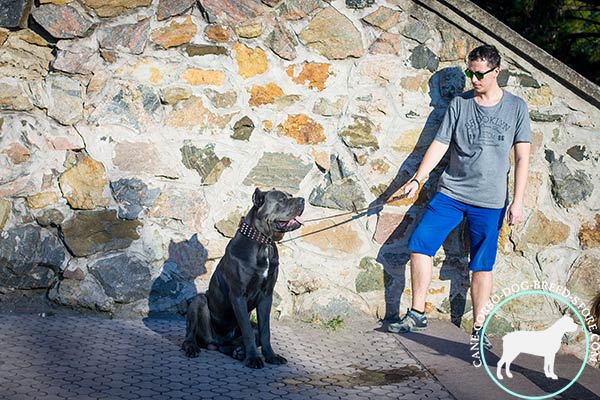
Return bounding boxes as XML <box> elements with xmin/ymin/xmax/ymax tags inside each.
<box><xmin>257</xmin><ymin>296</ymin><xmax>287</xmax><ymax>365</ymax></box>
<box><xmin>231</xmin><ymin>296</ymin><xmax>264</xmax><ymax>369</ymax></box>
<box><xmin>545</xmin><ymin>353</ymin><xmax>558</xmax><ymax>379</ymax></box>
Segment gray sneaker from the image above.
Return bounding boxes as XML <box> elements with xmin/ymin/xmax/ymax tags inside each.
<box><xmin>388</xmin><ymin>309</ymin><xmax>428</xmax><ymax>333</ymax></box>
<box><xmin>472</xmin><ymin>327</ymin><xmax>493</xmax><ymax>350</ymax></box>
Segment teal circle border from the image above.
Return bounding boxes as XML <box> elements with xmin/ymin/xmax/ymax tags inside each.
<box><xmin>480</xmin><ymin>290</ymin><xmax>590</xmax><ymax>400</ymax></box>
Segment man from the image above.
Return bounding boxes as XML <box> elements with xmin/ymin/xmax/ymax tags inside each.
<box><xmin>388</xmin><ymin>45</ymin><xmax>531</xmax><ymax>348</ymax></box>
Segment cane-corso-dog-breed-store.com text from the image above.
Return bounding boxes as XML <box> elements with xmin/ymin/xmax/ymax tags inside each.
<box><xmin>182</xmin><ymin>188</ymin><xmax>304</xmax><ymax>368</ymax></box>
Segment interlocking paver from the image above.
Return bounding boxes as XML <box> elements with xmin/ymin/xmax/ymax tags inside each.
<box><xmin>0</xmin><ymin>314</ymin><xmax>456</xmax><ymax>400</ymax></box>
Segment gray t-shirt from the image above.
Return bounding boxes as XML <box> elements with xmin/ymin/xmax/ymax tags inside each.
<box><xmin>435</xmin><ymin>90</ymin><xmax>531</xmax><ymax>208</ymax></box>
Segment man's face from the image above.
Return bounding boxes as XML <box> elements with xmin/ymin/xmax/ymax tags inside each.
<box><xmin>466</xmin><ymin>59</ymin><xmax>499</xmax><ymax>94</ymax></box>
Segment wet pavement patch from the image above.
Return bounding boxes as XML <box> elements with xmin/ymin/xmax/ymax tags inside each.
<box><xmin>350</xmin><ymin>365</ymin><xmax>427</xmax><ymax>386</ymax></box>
<box><xmin>283</xmin><ymin>365</ymin><xmax>427</xmax><ymax>388</ymax></box>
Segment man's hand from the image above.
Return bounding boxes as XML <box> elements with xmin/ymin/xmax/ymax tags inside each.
<box><xmin>507</xmin><ymin>201</ymin><xmax>523</xmax><ymax>225</ymax></box>
<box><xmin>403</xmin><ymin>180</ymin><xmax>420</xmax><ymax>199</ymax></box>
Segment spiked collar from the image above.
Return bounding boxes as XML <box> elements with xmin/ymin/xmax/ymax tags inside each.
<box><xmin>238</xmin><ymin>218</ymin><xmax>273</xmax><ymax>245</ymax></box>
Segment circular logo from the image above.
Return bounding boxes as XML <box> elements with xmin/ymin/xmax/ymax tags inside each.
<box><xmin>480</xmin><ymin>290</ymin><xmax>590</xmax><ymax>399</ymax></box>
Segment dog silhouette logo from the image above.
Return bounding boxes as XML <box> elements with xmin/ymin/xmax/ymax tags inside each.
<box><xmin>497</xmin><ymin>315</ymin><xmax>578</xmax><ymax>380</ymax></box>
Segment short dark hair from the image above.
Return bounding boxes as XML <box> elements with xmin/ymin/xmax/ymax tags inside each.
<box><xmin>468</xmin><ymin>45</ymin><xmax>501</xmax><ymax>69</ymax></box>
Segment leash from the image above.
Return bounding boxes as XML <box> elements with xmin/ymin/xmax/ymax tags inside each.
<box><xmin>279</xmin><ymin>193</ymin><xmax>408</xmax><ymax>243</ymax></box>
<box><xmin>301</xmin><ymin>193</ymin><xmax>408</xmax><ymax>223</ymax></box>
<box><xmin>205</xmin><ymin>193</ymin><xmax>408</xmax><ymax>260</ymax></box>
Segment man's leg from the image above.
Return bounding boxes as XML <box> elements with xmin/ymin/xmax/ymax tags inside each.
<box><xmin>471</xmin><ymin>271</ymin><xmax>492</xmax><ymax>327</ymax></box>
<box><xmin>387</xmin><ymin>252</ymin><xmax>432</xmax><ymax>333</ymax></box>
<box><xmin>388</xmin><ymin>193</ymin><xmax>464</xmax><ymax>333</ymax></box>
<box><xmin>410</xmin><ymin>252</ymin><xmax>433</xmax><ymax>312</ymax></box>
<box><xmin>465</xmin><ymin>203</ymin><xmax>505</xmax><ymax>349</ymax></box>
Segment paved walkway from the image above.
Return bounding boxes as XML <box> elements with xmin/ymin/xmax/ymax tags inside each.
<box><xmin>0</xmin><ymin>313</ymin><xmax>598</xmax><ymax>400</ymax></box>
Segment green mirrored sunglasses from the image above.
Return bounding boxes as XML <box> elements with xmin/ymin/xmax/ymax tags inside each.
<box><xmin>464</xmin><ymin>67</ymin><xmax>496</xmax><ymax>80</ymax></box>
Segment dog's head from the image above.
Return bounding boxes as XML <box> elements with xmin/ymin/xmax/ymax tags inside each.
<box><xmin>558</xmin><ymin>315</ymin><xmax>578</xmax><ymax>333</ymax></box>
<box><xmin>250</xmin><ymin>188</ymin><xmax>305</xmax><ymax>241</ymax></box>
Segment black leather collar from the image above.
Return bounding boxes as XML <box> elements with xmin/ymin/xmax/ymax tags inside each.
<box><xmin>237</xmin><ymin>218</ymin><xmax>272</xmax><ymax>245</ymax></box>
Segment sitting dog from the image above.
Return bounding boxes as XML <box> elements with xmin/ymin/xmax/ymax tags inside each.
<box><xmin>496</xmin><ymin>315</ymin><xmax>578</xmax><ymax>380</ymax></box>
<box><xmin>182</xmin><ymin>188</ymin><xmax>304</xmax><ymax>368</ymax></box>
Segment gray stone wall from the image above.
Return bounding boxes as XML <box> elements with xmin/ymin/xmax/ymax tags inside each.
<box><xmin>0</xmin><ymin>0</ymin><xmax>598</xmax><ymax>356</ymax></box>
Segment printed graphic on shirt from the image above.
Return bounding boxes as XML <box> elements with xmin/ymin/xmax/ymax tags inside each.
<box><xmin>465</xmin><ymin>115</ymin><xmax>511</xmax><ymax>146</ymax></box>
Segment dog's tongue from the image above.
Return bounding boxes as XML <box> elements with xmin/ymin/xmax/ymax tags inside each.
<box><xmin>287</xmin><ymin>216</ymin><xmax>304</xmax><ymax>226</ymax></box>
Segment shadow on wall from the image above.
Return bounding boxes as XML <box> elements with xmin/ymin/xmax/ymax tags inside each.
<box><xmin>369</xmin><ymin>66</ymin><xmax>471</xmax><ymax>325</ymax></box>
<box><xmin>146</xmin><ymin>234</ymin><xmax>207</xmax><ymax>317</ymax></box>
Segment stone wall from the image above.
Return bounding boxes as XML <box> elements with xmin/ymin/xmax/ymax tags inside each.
<box><xmin>0</xmin><ymin>0</ymin><xmax>599</xmax><ymax>350</ymax></box>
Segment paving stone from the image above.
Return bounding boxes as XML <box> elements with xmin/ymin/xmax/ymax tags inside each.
<box><xmin>0</xmin><ymin>315</ymin><xmax>468</xmax><ymax>400</ymax></box>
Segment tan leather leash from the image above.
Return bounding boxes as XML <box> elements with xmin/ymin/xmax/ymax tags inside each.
<box><xmin>278</xmin><ymin>193</ymin><xmax>407</xmax><ymax>243</ymax></box>
<box><xmin>301</xmin><ymin>193</ymin><xmax>408</xmax><ymax>224</ymax></box>
<box><xmin>205</xmin><ymin>193</ymin><xmax>409</xmax><ymax>260</ymax></box>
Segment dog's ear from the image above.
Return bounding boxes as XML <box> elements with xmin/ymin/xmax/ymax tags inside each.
<box><xmin>252</xmin><ymin>187</ymin><xmax>265</xmax><ymax>208</ymax></box>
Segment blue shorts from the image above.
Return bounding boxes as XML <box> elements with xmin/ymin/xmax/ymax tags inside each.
<box><xmin>408</xmin><ymin>192</ymin><xmax>506</xmax><ymax>272</ymax></box>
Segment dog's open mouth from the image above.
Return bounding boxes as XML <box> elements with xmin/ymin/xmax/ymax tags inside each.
<box><xmin>275</xmin><ymin>215</ymin><xmax>304</xmax><ymax>232</ymax></box>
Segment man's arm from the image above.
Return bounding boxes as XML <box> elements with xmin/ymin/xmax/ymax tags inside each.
<box><xmin>507</xmin><ymin>141</ymin><xmax>531</xmax><ymax>225</ymax></box>
<box><xmin>404</xmin><ymin>140</ymin><xmax>450</xmax><ymax>198</ymax></box>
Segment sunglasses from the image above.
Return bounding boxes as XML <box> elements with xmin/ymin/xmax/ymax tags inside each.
<box><xmin>464</xmin><ymin>67</ymin><xmax>496</xmax><ymax>80</ymax></box>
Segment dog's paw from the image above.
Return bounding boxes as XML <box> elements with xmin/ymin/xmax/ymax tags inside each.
<box><xmin>264</xmin><ymin>354</ymin><xmax>287</xmax><ymax>365</ymax></box>
<box><xmin>549</xmin><ymin>374</ymin><xmax>558</xmax><ymax>380</ymax></box>
<box><xmin>232</xmin><ymin>346</ymin><xmax>246</xmax><ymax>361</ymax></box>
<box><xmin>244</xmin><ymin>355</ymin><xmax>265</xmax><ymax>369</ymax></box>
<box><xmin>506</xmin><ymin>371</ymin><xmax>513</xmax><ymax>378</ymax></box>
<box><xmin>182</xmin><ymin>341</ymin><xmax>200</xmax><ymax>358</ymax></box>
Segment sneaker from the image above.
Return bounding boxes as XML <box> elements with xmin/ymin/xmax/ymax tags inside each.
<box><xmin>388</xmin><ymin>309</ymin><xmax>428</xmax><ymax>333</ymax></box>
<box><xmin>472</xmin><ymin>327</ymin><xmax>493</xmax><ymax>350</ymax></box>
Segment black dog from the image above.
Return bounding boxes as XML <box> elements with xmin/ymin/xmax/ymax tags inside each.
<box><xmin>182</xmin><ymin>188</ymin><xmax>305</xmax><ymax>368</ymax></box>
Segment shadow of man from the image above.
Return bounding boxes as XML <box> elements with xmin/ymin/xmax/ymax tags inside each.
<box><xmin>368</xmin><ymin>66</ymin><xmax>471</xmax><ymax>325</ymax></box>
<box><xmin>143</xmin><ymin>234</ymin><xmax>208</xmax><ymax>340</ymax></box>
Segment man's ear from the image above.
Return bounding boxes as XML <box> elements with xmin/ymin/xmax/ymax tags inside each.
<box><xmin>252</xmin><ymin>187</ymin><xmax>264</xmax><ymax>208</ymax></box>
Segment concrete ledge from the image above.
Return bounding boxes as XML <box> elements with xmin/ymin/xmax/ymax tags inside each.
<box><xmin>415</xmin><ymin>0</ymin><xmax>600</xmax><ymax>109</ymax></box>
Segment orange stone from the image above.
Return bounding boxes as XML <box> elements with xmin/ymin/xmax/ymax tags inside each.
<box><xmin>579</xmin><ymin>214</ymin><xmax>600</xmax><ymax>249</ymax></box>
<box><xmin>424</xmin><ymin>302</ymin><xmax>435</xmax><ymax>313</ymax></box>
<box><xmin>428</xmin><ymin>287</ymin><xmax>446</xmax><ymax>295</ymax></box>
<box><xmin>151</xmin><ymin>16</ymin><xmax>197</xmax><ymax>49</ymax></box>
<box><xmin>182</xmin><ymin>68</ymin><xmax>226</xmax><ymax>86</ymax></box>
<box><xmin>233</xmin><ymin>42</ymin><xmax>267</xmax><ymax>79</ymax></box>
<box><xmin>167</xmin><ymin>96</ymin><xmax>219</xmax><ymax>128</ymax></box>
<box><xmin>2</xmin><ymin>143</ymin><xmax>30</xmax><ymax>164</ymax></box>
<box><xmin>149</xmin><ymin>67</ymin><xmax>162</xmax><ymax>85</ymax></box>
<box><xmin>277</xmin><ymin>114</ymin><xmax>326</xmax><ymax>144</ymax></box>
<box><xmin>299</xmin><ymin>219</ymin><xmax>362</xmax><ymax>253</ymax></box>
<box><xmin>370</xmin><ymin>159</ymin><xmax>390</xmax><ymax>174</ymax></box>
<box><xmin>286</xmin><ymin>62</ymin><xmax>331</xmax><ymax>91</ymax></box>
<box><xmin>204</xmin><ymin>24</ymin><xmax>230</xmax><ymax>42</ymax></box>
<box><xmin>497</xmin><ymin>219</ymin><xmax>512</xmax><ymax>254</ymax></box>
<box><xmin>0</xmin><ymin>29</ymin><xmax>8</xmax><ymax>46</ymax></box>
<box><xmin>26</xmin><ymin>192</ymin><xmax>58</xmax><ymax>209</ymax></box>
<box><xmin>386</xmin><ymin>186</ymin><xmax>427</xmax><ymax>207</ymax></box>
<box><xmin>59</xmin><ymin>156</ymin><xmax>109</xmax><ymax>210</ymax></box>
<box><xmin>248</xmin><ymin>83</ymin><xmax>284</xmax><ymax>106</ymax></box>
